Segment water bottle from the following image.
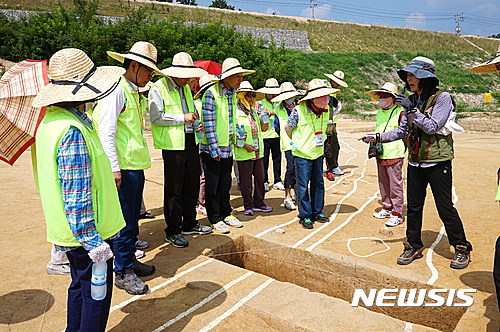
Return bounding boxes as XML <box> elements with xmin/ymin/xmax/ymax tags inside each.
<box><xmin>91</xmin><ymin>262</ymin><xmax>107</xmax><ymax>301</ymax></box>
<box><xmin>290</xmin><ymin>142</ymin><xmax>299</xmax><ymax>151</ymax></box>
<box><xmin>261</xmin><ymin>112</ymin><xmax>270</xmax><ymax>124</ymax></box>
<box><xmin>237</xmin><ymin>125</ymin><xmax>246</xmax><ymax>147</ymax></box>
<box><xmin>193</xmin><ymin>119</ymin><xmax>204</xmax><ymax>140</ymax></box>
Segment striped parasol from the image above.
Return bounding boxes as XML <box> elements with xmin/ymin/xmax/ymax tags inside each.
<box><xmin>0</xmin><ymin>59</ymin><xmax>49</xmax><ymax>165</ymax></box>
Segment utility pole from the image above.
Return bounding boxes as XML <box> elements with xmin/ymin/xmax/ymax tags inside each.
<box><xmin>310</xmin><ymin>0</ymin><xmax>316</xmax><ymax>19</ymax></box>
<box><xmin>454</xmin><ymin>12</ymin><xmax>464</xmax><ymax>35</ymax></box>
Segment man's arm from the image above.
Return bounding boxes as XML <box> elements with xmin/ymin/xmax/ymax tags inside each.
<box><xmin>149</xmin><ymin>86</ymin><xmax>185</xmax><ymax>126</ymax></box>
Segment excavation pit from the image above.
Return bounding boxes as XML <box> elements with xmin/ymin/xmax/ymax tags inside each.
<box><xmin>205</xmin><ymin>235</ymin><xmax>469</xmax><ymax>332</ymax></box>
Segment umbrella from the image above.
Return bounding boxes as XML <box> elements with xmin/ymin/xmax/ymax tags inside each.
<box><xmin>0</xmin><ymin>59</ymin><xmax>49</xmax><ymax>165</ymax></box>
<box><xmin>193</xmin><ymin>60</ymin><xmax>222</xmax><ymax>75</ymax></box>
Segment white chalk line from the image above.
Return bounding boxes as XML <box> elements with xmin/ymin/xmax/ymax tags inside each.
<box><xmin>405</xmin><ymin>322</ymin><xmax>414</xmax><ymax>331</ymax></box>
<box><xmin>425</xmin><ymin>186</ymin><xmax>459</xmax><ymax>285</ymax></box>
<box><xmin>199</xmin><ymin>278</ymin><xmax>274</xmax><ymax>332</ymax></box>
<box><xmin>347</xmin><ymin>236</ymin><xmax>390</xmax><ymax>258</ymax></box>
<box><xmin>152</xmin><ymin>271</ymin><xmax>255</xmax><ymax>332</ymax></box>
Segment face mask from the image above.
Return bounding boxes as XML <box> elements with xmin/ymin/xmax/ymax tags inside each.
<box><xmin>313</xmin><ymin>95</ymin><xmax>329</xmax><ymax>109</ymax></box>
<box><xmin>285</xmin><ymin>97</ymin><xmax>295</xmax><ymax>105</ymax></box>
<box><xmin>378</xmin><ymin>97</ymin><xmax>393</xmax><ymax>110</ymax></box>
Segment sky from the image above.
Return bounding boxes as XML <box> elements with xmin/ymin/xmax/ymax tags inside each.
<box><xmin>194</xmin><ymin>0</ymin><xmax>500</xmax><ymax>38</ymax></box>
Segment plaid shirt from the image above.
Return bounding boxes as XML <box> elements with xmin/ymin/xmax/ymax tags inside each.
<box><xmin>199</xmin><ymin>84</ymin><xmax>235</xmax><ymax>158</ymax></box>
<box><xmin>55</xmin><ymin>108</ymin><xmax>104</xmax><ymax>252</ymax></box>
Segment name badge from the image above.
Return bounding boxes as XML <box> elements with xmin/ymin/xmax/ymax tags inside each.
<box><xmin>315</xmin><ymin>131</ymin><xmax>324</xmax><ymax>147</ymax></box>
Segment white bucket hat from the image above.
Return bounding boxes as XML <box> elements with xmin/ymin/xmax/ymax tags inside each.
<box><xmin>299</xmin><ymin>78</ymin><xmax>340</xmax><ymax>102</ymax></box>
<box><xmin>366</xmin><ymin>82</ymin><xmax>399</xmax><ymax>100</ymax></box>
<box><xmin>256</xmin><ymin>78</ymin><xmax>280</xmax><ymax>95</ymax></box>
<box><xmin>194</xmin><ymin>74</ymin><xmax>219</xmax><ymax>100</ymax></box>
<box><xmin>237</xmin><ymin>81</ymin><xmax>264</xmax><ymax>101</ymax></box>
<box><xmin>161</xmin><ymin>52</ymin><xmax>208</xmax><ymax>78</ymax></box>
<box><xmin>33</xmin><ymin>48</ymin><xmax>125</xmax><ymax>107</ymax></box>
<box><xmin>107</xmin><ymin>41</ymin><xmax>163</xmax><ymax>75</ymax></box>
<box><xmin>324</xmin><ymin>70</ymin><xmax>348</xmax><ymax>88</ymax></box>
<box><xmin>220</xmin><ymin>58</ymin><xmax>255</xmax><ymax>80</ymax></box>
<box><xmin>270</xmin><ymin>82</ymin><xmax>301</xmax><ymax>103</ymax></box>
<box><xmin>469</xmin><ymin>46</ymin><xmax>500</xmax><ymax>74</ymax></box>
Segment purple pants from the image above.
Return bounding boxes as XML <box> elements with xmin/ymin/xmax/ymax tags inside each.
<box><xmin>237</xmin><ymin>158</ymin><xmax>266</xmax><ymax>210</ymax></box>
<box><xmin>376</xmin><ymin>158</ymin><xmax>404</xmax><ymax>216</ymax></box>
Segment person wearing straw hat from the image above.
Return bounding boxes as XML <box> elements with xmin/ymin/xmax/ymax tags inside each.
<box><xmin>324</xmin><ymin>70</ymin><xmax>348</xmax><ymax>180</ymax></box>
<box><xmin>234</xmin><ymin>81</ymin><xmax>272</xmax><ymax>216</ymax></box>
<box><xmin>362</xmin><ymin>56</ymin><xmax>473</xmax><ymax>269</ymax></box>
<box><xmin>32</xmin><ymin>48</ymin><xmax>125</xmax><ymax>331</ymax></box>
<box><xmin>91</xmin><ymin>41</ymin><xmax>161</xmax><ymax>295</ymax></box>
<box><xmin>271</xmin><ymin>82</ymin><xmax>301</xmax><ymax>210</ymax></box>
<box><xmin>257</xmin><ymin>78</ymin><xmax>284</xmax><ymax>191</ymax></box>
<box><xmin>148</xmin><ymin>51</ymin><xmax>211</xmax><ymax>248</ymax></box>
<box><xmin>285</xmin><ymin>79</ymin><xmax>339</xmax><ymax>229</ymax></box>
<box><xmin>363</xmin><ymin>82</ymin><xmax>405</xmax><ymax>227</ymax></box>
<box><xmin>199</xmin><ymin>58</ymin><xmax>254</xmax><ymax>233</ymax></box>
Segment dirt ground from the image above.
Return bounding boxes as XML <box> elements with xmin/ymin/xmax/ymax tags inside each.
<box><xmin>1</xmin><ymin>118</ymin><xmax>499</xmax><ymax>331</ymax></box>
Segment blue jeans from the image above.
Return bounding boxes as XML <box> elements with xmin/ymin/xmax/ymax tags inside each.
<box><xmin>114</xmin><ymin>170</ymin><xmax>145</xmax><ymax>274</ymax></box>
<box><xmin>294</xmin><ymin>156</ymin><xmax>325</xmax><ymax>219</ymax></box>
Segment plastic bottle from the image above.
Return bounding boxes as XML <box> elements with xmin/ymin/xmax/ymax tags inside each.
<box><xmin>290</xmin><ymin>142</ymin><xmax>299</xmax><ymax>151</ymax></box>
<box><xmin>261</xmin><ymin>112</ymin><xmax>270</xmax><ymax>124</ymax></box>
<box><xmin>237</xmin><ymin>125</ymin><xmax>246</xmax><ymax>147</ymax></box>
<box><xmin>91</xmin><ymin>262</ymin><xmax>107</xmax><ymax>301</ymax></box>
<box><xmin>193</xmin><ymin>119</ymin><xmax>204</xmax><ymax>140</ymax></box>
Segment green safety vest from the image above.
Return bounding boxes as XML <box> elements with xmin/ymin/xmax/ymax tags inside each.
<box><xmin>150</xmin><ymin>77</ymin><xmax>198</xmax><ymax>150</ymax></box>
<box><xmin>275</xmin><ymin>103</ymin><xmax>292</xmax><ymax>151</ymax></box>
<box><xmin>408</xmin><ymin>91</ymin><xmax>454</xmax><ymax>163</ymax></box>
<box><xmin>33</xmin><ymin>106</ymin><xmax>125</xmax><ymax>247</ymax></box>
<box><xmin>194</xmin><ymin>98</ymin><xmax>202</xmax><ymax>113</ymax></box>
<box><xmin>199</xmin><ymin>82</ymin><xmax>237</xmax><ymax>147</ymax></box>
<box><xmin>92</xmin><ymin>77</ymin><xmax>151</xmax><ymax>170</ymax></box>
<box><xmin>375</xmin><ymin>105</ymin><xmax>405</xmax><ymax>159</ymax></box>
<box><xmin>291</xmin><ymin>102</ymin><xmax>328</xmax><ymax>160</ymax></box>
<box><xmin>259</xmin><ymin>99</ymin><xmax>279</xmax><ymax>139</ymax></box>
<box><xmin>496</xmin><ymin>183</ymin><xmax>500</xmax><ymax>201</ymax></box>
<box><xmin>233</xmin><ymin>106</ymin><xmax>264</xmax><ymax>161</ymax></box>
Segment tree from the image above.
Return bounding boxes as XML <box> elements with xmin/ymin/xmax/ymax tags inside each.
<box><xmin>488</xmin><ymin>33</ymin><xmax>500</xmax><ymax>39</ymax></box>
<box><xmin>209</xmin><ymin>0</ymin><xmax>234</xmax><ymax>10</ymax></box>
<box><xmin>177</xmin><ymin>0</ymin><xmax>197</xmax><ymax>5</ymax></box>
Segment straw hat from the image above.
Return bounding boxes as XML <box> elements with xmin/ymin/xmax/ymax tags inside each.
<box><xmin>299</xmin><ymin>78</ymin><xmax>340</xmax><ymax>102</ymax></box>
<box><xmin>469</xmin><ymin>46</ymin><xmax>500</xmax><ymax>74</ymax></box>
<box><xmin>324</xmin><ymin>70</ymin><xmax>348</xmax><ymax>88</ymax></box>
<box><xmin>107</xmin><ymin>41</ymin><xmax>163</xmax><ymax>75</ymax></box>
<box><xmin>397</xmin><ymin>56</ymin><xmax>437</xmax><ymax>82</ymax></box>
<box><xmin>220</xmin><ymin>58</ymin><xmax>255</xmax><ymax>80</ymax></box>
<box><xmin>194</xmin><ymin>74</ymin><xmax>219</xmax><ymax>100</ymax></box>
<box><xmin>237</xmin><ymin>81</ymin><xmax>264</xmax><ymax>100</ymax></box>
<box><xmin>256</xmin><ymin>78</ymin><xmax>280</xmax><ymax>95</ymax></box>
<box><xmin>270</xmin><ymin>82</ymin><xmax>301</xmax><ymax>103</ymax></box>
<box><xmin>33</xmin><ymin>48</ymin><xmax>124</xmax><ymax>107</ymax></box>
<box><xmin>161</xmin><ymin>52</ymin><xmax>208</xmax><ymax>78</ymax></box>
<box><xmin>366</xmin><ymin>82</ymin><xmax>399</xmax><ymax>100</ymax></box>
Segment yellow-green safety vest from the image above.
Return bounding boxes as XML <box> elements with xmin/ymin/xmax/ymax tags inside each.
<box><xmin>291</xmin><ymin>102</ymin><xmax>328</xmax><ymax>160</ymax></box>
<box><xmin>233</xmin><ymin>106</ymin><xmax>264</xmax><ymax>161</ymax></box>
<box><xmin>259</xmin><ymin>99</ymin><xmax>279</xmax><ymax>139</ymax></box>
<box><xmin>375</xmin><ymin>106</ymin><xmax>405</xmax><ymax>159</ymax></box>
<box><xmin>275</xmin><ymin>103</ymin><xmax>292</xmax><ymax>151</ymax></box>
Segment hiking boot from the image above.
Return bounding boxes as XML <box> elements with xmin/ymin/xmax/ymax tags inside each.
<box><xmin>135</xmin><ymin>239</ymin><xmax>149</xmax><ymax>249</ymax></box>
<box><xmin>299</xmin><ymin>217</ymin><xmax>313</xmax><ymax>229</ymax></box>
<box><xmin>133</xmin><ymin>259</ymin><xmax>155</xmax><ymax>277</ymax></box>
<box><xmin>373</xmin><ymin>208</ymin><xmax>392</xmax><ymax>219</ymax></box>
<box><xmin>273</xmin><ymin>182</ymin><xmax>285</xmax><ymax>190</ymax></box>
<box><xmin>166</xmin><ymin>234</ymin><xmax>189</xmax><ymax>248</ymax></box>
<box><xmin>46</xmin><ymin>262</ymin><xmax>70</xmax><ymax>275</ymax></box>
<box><xmin>312</xmin><ymin>213</ymin><xmax>329</xmax><ymax>223</ymax></box>
<box><xmin>284</xmin><ymin>198</ymin><xmax>296</xmax><ymax>210</ymax></box>
<box><xmin>182</xmin><ymin>222</ymin><xmax>213</xmax><ymax>235</ymax></box>
<box><xmin>253</xmin><ymin>205</ymin><xmax>273</xmax><ymax>213</ymax></box>
<box><xmin>450</xmin><ymin>245</ymin><xmax>471</xmax><ymax>269</ymax></box>
<box><xmin>326</xmin><ymin>171</ymin><xmax>335</xmax><ymax>181</ymax></box>
<box><xmin>115</xmin><ymin>269</ymin><xmax>149</xmax><ymax>295</ymax></box>
<box><xmin>224</xmin><ymin>215</ymin><xmax>243</xmax><ymax>227</ymax></box>
<box><xmin>332</xmin><ymin>167</ymin><xmax>344</xmax><ymax>175</ymax></box>
<box><xmin>385</xmin><ymin>215</ymin><xmax>404</xmax><ymax>227</ymax></box>
<box><xmin>397</xmin><ymin>242</ymin><xmax>423</xmax><ymax>265</ymax></box>
<box><xmin>212</xmin><ymin>221</ymin><xmax>230</xmax><ymax>234</ymax></box>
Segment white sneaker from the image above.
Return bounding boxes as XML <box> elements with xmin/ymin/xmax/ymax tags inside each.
<box><xmin>224</xmin><ymin>215</ymin><xmax>243</xmax><ymax>228</ymax></box>
<box><xmin>273</xmin><ymin>182</ymin><xmax>285</xmax><ymax>190</ymax></box>
<box><xmin>135</xmin><ymin>249</ymin><xmax>145</xmax><ymax>259</ymax></box>
<box><xmin>386</xmin><ymin>215</ymin><xmax>404</xmax><ymax>227</ymax></box>
<box><xmin>332</xmin><ymin>167</ymin><xmax>344</xmax><ymax>175</ymax></box>
<box><xmin>373</xmin><ymin>208</ymin><xmax>392</xmax><ymax>219</ymax></box>
<box><xmin>284</xmin><ymin>198</ymin><xmax>296</xmax><ymax>210</ymax></box>
<box><xmin>46</xmin><ymin>262</ymin><xmax>70</xmax><ymax>275</ymax></box>
<box><xmin>264</xmin><ymin>182</ymin><xmax>270</xmax><ymax>192</ymax></box>
<box><xmin>212</xmin><ymin>221</ymin><xmax>230</xmax><ymax>234</ymax></box>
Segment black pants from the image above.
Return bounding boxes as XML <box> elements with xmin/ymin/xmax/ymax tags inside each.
<box><xmin>201</xmin><ymin>153</ymin><xmax>233</xmax><ymax>224</ymax></box>
<box><xmin>263</xmin><ymin>137</ymin><xmax>282</xmax><ymax>184</ymax></box>
<box><xmin>162</xmin><ymin>134</ymin><xmax>200</xmax><ymax>236</ymax></box>
<box><xmin>284</xmin><ymin>150</ymin><xmax>296</xmax><ymax>189</ymax></box>
<box><xmin>324</xmin><ymin>125</ymin><xmax>340</xmax><ymax>171</ymax></box>
<box><xmin>406</xmin><ymin>161</ymin><xmax>472</xmax><ymax>251</ymax></box>
<box><xmin>494</xmin><ymin>237</ymin><xmax>500</xmax><ymax>311</ymax></box>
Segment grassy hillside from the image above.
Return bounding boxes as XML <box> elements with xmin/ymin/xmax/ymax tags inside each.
<box><xmin>2</xmin><ymin>0</ymin><xmax>499</xmax><ymax>54</ymax></box>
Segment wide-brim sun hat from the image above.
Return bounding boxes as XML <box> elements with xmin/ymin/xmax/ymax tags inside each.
<box><xmin>271</xmin><ymin>82</ymin><xmax>301</xmax><ymax>103</ymax></box>
<box><xmin>107</xmin><ymin>41</ymin><xmax>164</xmax><ymax>76</ymax></box>
<box><xmin>324</xmin><ymin>70</ymin><xmax>348</xmax><ymax>88</ymax></box>
<box><xmin>33</xmin><ymin>48</ymin><xmax>125</xmax><ymax>107</ymax></box>
<box><xmin>299</xmin><ymin>78</ymin><xmax>340</xmax><ymax>102</ymax></box>
<box><xmin>469</xmin><ymin>46</ymin><xmax>500</xmax><ymax>74</ymax></box>
<box><xmin>256</xmin><ymin>78</ymin><xmax>280</xmax><ymax>95</ymax></box>
<box><xmin>161</xmin><ymin>52</ymin><xmax>208</xmax><ymax>78</ymax></box>
<box><xmin>220</xmin><ymin>58</ymin><xmax>255</xmax><ymax>80</ymax></box>
<box><xmin>194</xmin><ymin>74</ymin><xmax>219</xmax><ymax>100</ymax></box>
<box><xmin>366</xmin><ymin>82</ymin><xmax>399</xmax><ymax>100</ymax></box>
<box><xmin>237</xmin><ymin>81</ymin><xmax>264</xmax><ymax>100</ymax></box>
<box><xmin>397</xmin><ymin>56</ymin><xmax>438</xmax><ymax>82</ymax></box>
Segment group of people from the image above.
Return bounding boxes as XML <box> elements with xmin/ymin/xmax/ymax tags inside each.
<box><xmin>31</xmin><ymin>38</ymin><xmax>491</xmax><ymax>331</ymax></box>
